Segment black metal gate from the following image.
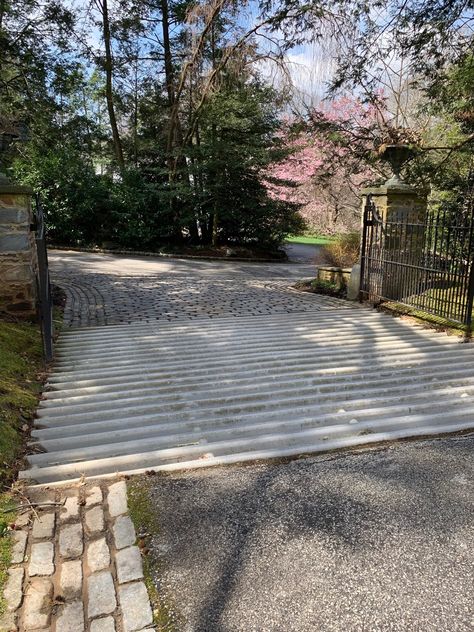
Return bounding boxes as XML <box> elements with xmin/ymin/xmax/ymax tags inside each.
<box><xmin>359</xmin><ymin>193</ymin><xmax>474</xmax><ymax>330</ymax></box>
<box><xmin>33</xmin><ymin>194</ymin><xmax>53</xmax><ymax>361</ymax></box>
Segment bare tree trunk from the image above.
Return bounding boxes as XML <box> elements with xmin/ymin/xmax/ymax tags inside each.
<box><xmin>100</xmin><ymin>0</ymin><xmax>125</xmax><ymax>171</ymax></box>
<box><xmin>81</xmin><ymin>87</ymin><xmax>93</xmax><ymax>158</ymax></box>
<box><xmin>161</xmin><ymin>0</ymin><xmax>185</xmax><ymax>242</ymax></box>
<box><xmin>133</xmin><ymin>49</ymin><xmax>139</xmax><ymax>168</ymax></box>
<box><xmin>161</xmin><ymin>0</ymin><xmax>179</xmax><ymax>167</ymax></box>
<box><xmin>161</xmin><ymin>0</ymin><xmax>175</xmax><ymax>111</ymax></box>
<box><xmin>210</xmin><ymin>22</ymin><xmax>219</xmax><ymax>247</ymax></box>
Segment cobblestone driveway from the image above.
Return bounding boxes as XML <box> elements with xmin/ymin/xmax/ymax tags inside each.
<box><xmin>50</xmin><ymin>250</ymin><xmax>345</xmax><ymax>327</ymax></box>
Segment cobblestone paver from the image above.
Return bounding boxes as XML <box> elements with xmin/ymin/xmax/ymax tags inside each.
<box><xmin>1</xmin><ymin>480</ymin><xmax>153</xmax><ymax>632</ymax></box>
<box><xmin>49</xmin><ymin>250</ymin><xmax>347</xmax><ymax>328</ymax></box>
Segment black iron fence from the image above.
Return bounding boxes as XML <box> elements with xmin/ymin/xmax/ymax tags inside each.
<box><xmin>33</xmin><ymin>194</ymin><xmax>54</xmax><ymax>361</ymax></box>
<box><xmin>359</xmin><ymin>193</ymin><xmax>474</xmax><ymax>329</ymax></box>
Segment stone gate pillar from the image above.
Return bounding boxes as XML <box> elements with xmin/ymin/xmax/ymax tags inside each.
<box><xmin>0</xmin><ymin>181</ymin><xmax>38</xmax><ymax>319</ymax></box>
<box><xmin>361</xmin><ymin>180</ymin><xmax>428</xmax><ymax>301</ymax></box>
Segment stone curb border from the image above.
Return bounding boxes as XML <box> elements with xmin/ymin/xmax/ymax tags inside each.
<box><xmin>50</xmin><ymin>245</ymin><xmax>288</xmax><ymax>264</ymax></box>
<box><xmin>1</xmin><ymin>480</ymin><xmax>155</xmax><ymax>632</ymax></box>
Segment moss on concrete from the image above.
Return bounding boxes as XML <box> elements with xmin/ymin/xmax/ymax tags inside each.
<box><xmin>380</xmin><ymin>301</ymin><xmax>468</xmax><ymax>336</ymax></box>
<box><xmin>127</xmin><ymin>477</ymin><xmax>183</xmax><ymax>631</ymax></box>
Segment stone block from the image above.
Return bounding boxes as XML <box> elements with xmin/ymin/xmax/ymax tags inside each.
<box><xmin>87</xmin><ymin>538</ymin><xmax>110</xmax><ymax>573</ymax></box>
<box><xmin>2</xmin><ymin>263</ymin><xmax>32</xmax><ymax>282</ymax></box>
<box><xmin>0</xmin><ymin>208</ymin><xmax>29</xmax><ymax>224</ymax></box>
<box><xmin>115</xmin><ymin>547</ymin><xmax>143</xmax><ymax>584</ymax></box>
<box><xmin>0</xmin><ymin>194</ymin><xmax>28</xmax><ymax>210</ymax></box>
<box><xmin>317</xmin><ymin>266</ymin><xmax>351</xmax><ymax>290</ymax></box>
<box><xmin>118</xmin><ymin>582</ymin><xmax>153</xmax><ymax>632</ymax></box>
<box><xmin>112</xmin><ymin>516</ymin><xmax>136</xmax><ymax>550</ymax></box>
<box><xmin>87</xmin><ymin>571</ymin><xmax>116</xmax><ymax>618</ymax></box>
<box><xmin>55</xmin><ymin>601</ymin><xmax>84</xmax><ymax>632</ymax></box>
<box><xmin>59</xmin><ymin>523</ymin><xmax>83</xmax><ymax>559</ymax></box>
<box><xmin>5</xmin><ymin>300</ymin><xmax>36</xmax><ymax>316</ymax></box>
<box><xmin>59</xmin><ymin>559</ymin><xmax>83</xmax><ymax>599</ymax></box>
<box><xmin>85</xmin><ymin>487</ymin><xmax>103</xmax><ymax>507</ymax></box>
<box><xmin>0</xmin><ymin>234</ymin><xmax>29</xmax><ymax>253</ymax></box>
<box><xmin>90</xmin><ymin>617</ymin><xmax>115</xmax><ymax>632</ymax></box>
<box><xmin>11</xmin><ymin>531</ymin><xmax>27</xmax><ymax>564</ymax></box>
<box><xmin>0</xmin><ymin>609</ymin><xmax>17</xmax><ymax>631</ymax></box>
<box><xmin>3</xmin><ymin>567</ymin><xmax>24</xmax><ymax>611</ymax></box>
<box><xmin>23</xmin><ymin>578</ymin><xmax>53</xmax><ymax>629</ymax></box>
<box><xmin>107</xmin><ymin>482</ymin><xmax>127</xmax><ymax>517</ymax></box>
<box><xmin>32</xmin><ymin>513</ymin><xmax>56</xmax><ymax>539</ymax></box>
<box><xmin>15</xmin><ymin>283</ymin><xmax>34</xmax><ymax>300</ymax></box>
<box><xmin>84</xmin><ymin>506</ymin><xmax>104</xmax><ymax>534</ymax></box>
<box><xmin>29</xmin><ymin>542</ymin><xmax>55</xmax><ymax>576</ymax></box>
<box><xmin>60</xmin><ymin>496</ymin><xmax>79</xmax><ymax>523</ymax></box>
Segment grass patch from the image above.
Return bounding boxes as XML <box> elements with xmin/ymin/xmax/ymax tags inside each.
<box><xmin>0</xmin><ymin>493</ymin><xmax>20</xmax><ymax>616</ymax></box>
<box><xmin>128</xmin><ymin>476</ymin><xmax>182</xmax><ymax>631</ymax></box>
<box><xmin>0</xmin><ymin>320</ymin><xmax>44</xmax><ymax>484</ymax></box>
<box><xmin>0</xmin><ymin>319</ymin><xmax>44</xmax><ymax>618</ymax></box>
<box><xmin>286</xmin><ymin>234</ymin><xmax>335</xmax><ymax>245</ymax></box>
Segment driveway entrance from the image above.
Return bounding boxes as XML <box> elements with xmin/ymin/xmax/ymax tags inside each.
<box><xmin>21</xmin><ymin>250</ymin><xmax>474</xmax><ymax>484</ymax></box>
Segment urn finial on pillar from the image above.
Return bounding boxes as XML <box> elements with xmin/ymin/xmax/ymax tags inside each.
<box><xmin>378</xmin><ymin>143</ymin><xmax>417</xmax><ymax>189</ymax></box>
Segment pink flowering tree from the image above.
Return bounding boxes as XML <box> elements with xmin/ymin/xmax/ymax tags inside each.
<box><xmin>266</xmin><ymin>96</ymin><xmax>385</xmax><ymax>235</ymax></box>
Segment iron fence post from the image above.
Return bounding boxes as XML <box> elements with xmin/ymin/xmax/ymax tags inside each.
<box><xmin>464</xmin><ymin>220</ymin><xmax>474</xmax><ymax>338</ymax></box>
<box><xmin>358</xmin><ymin>195</ymin><xmax>370</xmax><ymax>303</ymax></box>
<box><xmin>34</xmin><ymin>194</ymin><xmax>54</xmax><ymax>362</ymax></box>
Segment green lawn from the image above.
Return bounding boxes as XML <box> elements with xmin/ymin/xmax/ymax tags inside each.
<box><xmin>286</xmin><ymin>234</ymin><xmax>335</xmax><ymax>245</ymax></box>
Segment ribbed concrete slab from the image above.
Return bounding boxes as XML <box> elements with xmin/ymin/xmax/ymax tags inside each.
<box><xmin>21</xmin><ymin>308</ymin><xmax>474</xmax><ymax>484</ymax></box>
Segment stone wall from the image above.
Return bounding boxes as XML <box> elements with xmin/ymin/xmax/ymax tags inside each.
<box><xmin>317</xmin><ymin>266</ymin><xmax>352</xmax><ymax>290</ymax></box>
<box><xmin>0</xmin><ymin>184</ymin><xmax>38</xmax><ymax>319</ymax></box>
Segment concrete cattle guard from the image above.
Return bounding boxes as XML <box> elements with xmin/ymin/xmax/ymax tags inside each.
<box><xmin>15</xmin><ymin>250</ymin><xmax>474</xmax><ymax>484</ymax></box>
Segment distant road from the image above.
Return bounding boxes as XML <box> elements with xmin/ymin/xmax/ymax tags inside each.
<box><xmin>284</xmin><ymin>241</ymin><xmax>323</xmax><ymax>264</ymax></box>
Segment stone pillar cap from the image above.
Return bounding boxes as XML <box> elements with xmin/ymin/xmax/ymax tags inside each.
<box><xmin>362</xmin><ymin>184</ymin><xmax>429</xmax><ymax>197</ymax></box>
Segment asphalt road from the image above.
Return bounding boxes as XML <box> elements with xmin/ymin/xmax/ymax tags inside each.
<box><xmin>143</xmin><ymin>435</ymin><xmax>474</xmax><ymax>632</ymax></box>
<box><xmin>284</xmin><ymin>241</ymin><xmax>323</xmax><ymax>264</ymax></box>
